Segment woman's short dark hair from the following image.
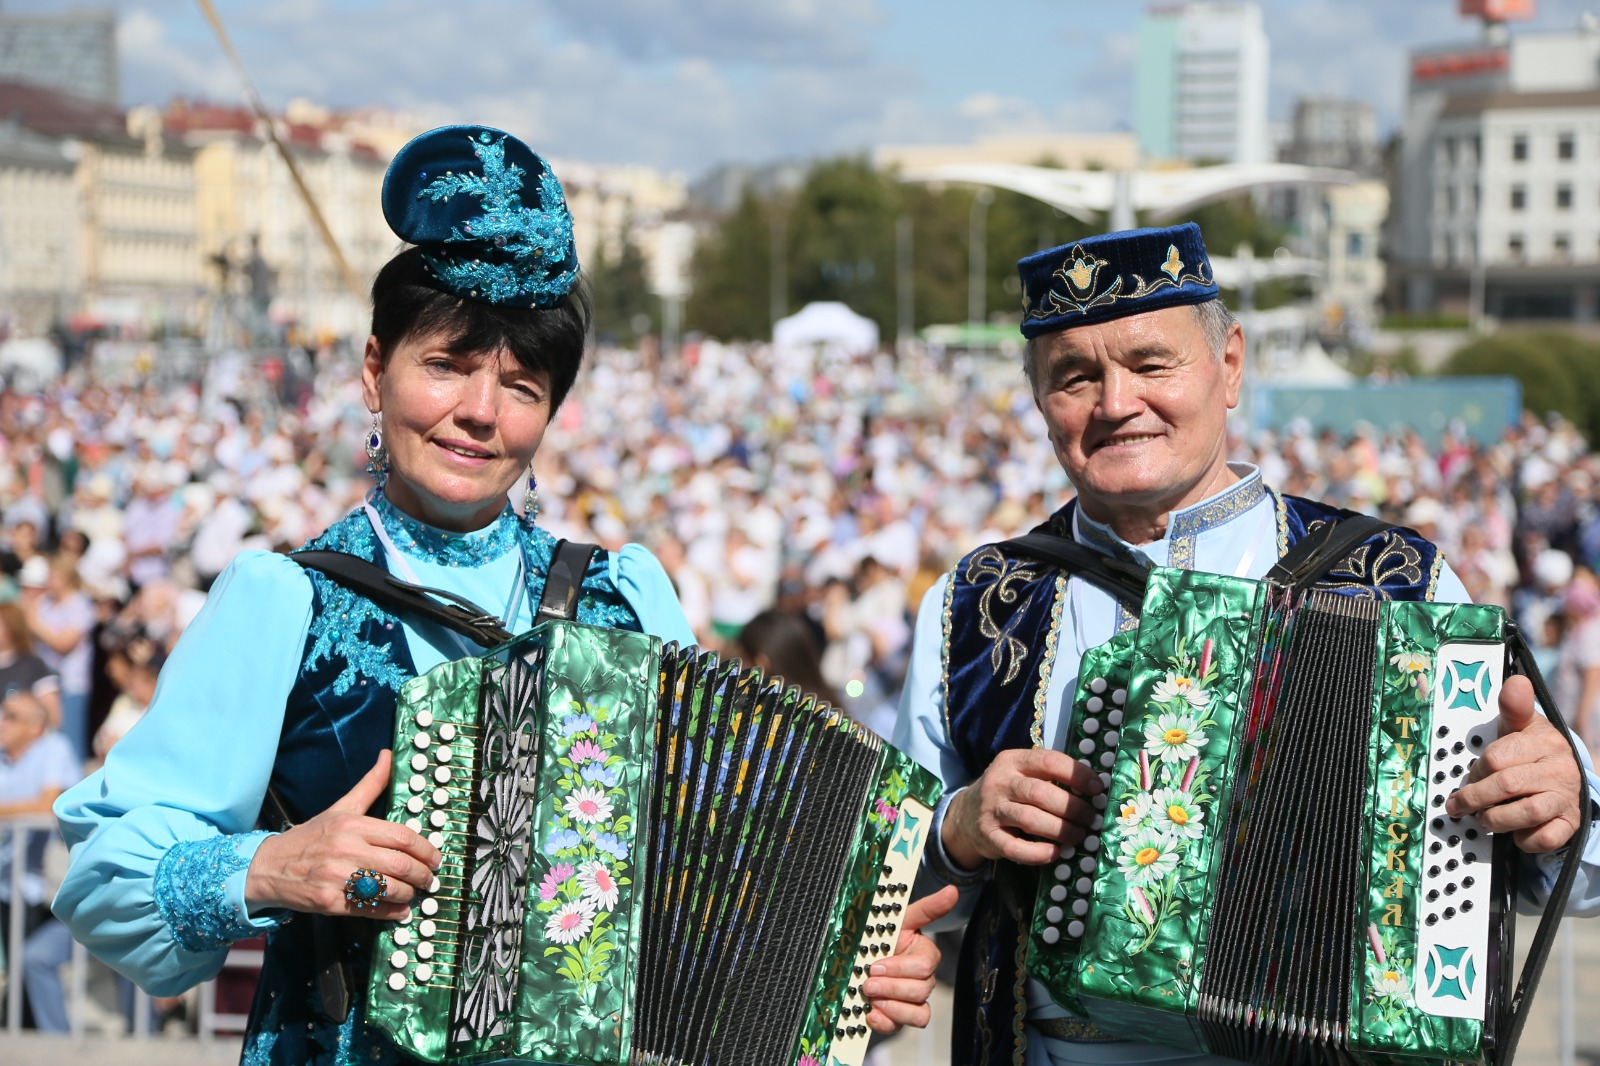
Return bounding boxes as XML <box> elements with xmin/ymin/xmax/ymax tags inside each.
<box><xmin>369</xmin><ymin>247</ymin><xmax>592</xmax><ymax>411</ymax></box>
<box><xmin>735</xmin><ymin>609</ymin><xmax>843</xmax><ymax>709</ymax></box>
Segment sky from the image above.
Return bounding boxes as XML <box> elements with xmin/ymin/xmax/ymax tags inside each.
<box><xmin>15</xmin><ymin>0</ymin><xmax>1600</xmax><ymax>177</ymax></box>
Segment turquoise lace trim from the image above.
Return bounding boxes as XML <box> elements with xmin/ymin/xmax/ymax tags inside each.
<box><xmin>373</xmin><ymin>491</ymin><xmax>519</xmax><ymax>568</ymax></box>
<box><xmin>154</xmin><ymin>831</ymin><xmax>277</xmax><ymax>954</ymax></box>
<box><xmin>304</xmin><ymin>514</ymin><xmax>409</xmax><ymax>695</ymax></box>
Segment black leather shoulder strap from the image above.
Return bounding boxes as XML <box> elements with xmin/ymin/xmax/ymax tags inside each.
<box><xmin>1265</xmin><ymin>514</ymin><xmax>1393</xmax><ymax>596</ymax></box>
<box><xmin>291</xmin><ymin>549</ymin><xmax>515</xmax><ymax>648</ymax></box>
<box><xmin>998</xmin><ymin>532</ymin><xmax>1151</xmax><ymax>611</ymax></box>
<box><xmin>537</xmin><ymin>540</ymin><xmax>600</xmax><ymax>622</ymax></box>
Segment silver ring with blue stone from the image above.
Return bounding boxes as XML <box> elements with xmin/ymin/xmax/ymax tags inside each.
<box><xmin>345</xmin><ymin>868</ymin><xmax>389</xmax><ymax>910</ymax></box>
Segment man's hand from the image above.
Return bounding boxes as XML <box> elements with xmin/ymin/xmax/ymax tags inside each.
<box><xmin>943</xmin><ymin>749</ymin><xmax>1104</xmax><ymax>869</ymax></box>
<box><xmin>1446</xmin><ymin>674</ymin><xmax>1586</xmax><ymax>854</ymax></box>
<box><xmin>861</xmin><ymin>884</ymin><xmax>959</xmax><ymax>1033</ymax></box>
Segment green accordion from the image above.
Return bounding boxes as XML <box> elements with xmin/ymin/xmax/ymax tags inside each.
<box><xmin>365</xmin><ymin>619</ymin><xmax>941</xmax><ymax>1066</ymax></box>
<box><xmin>1028</xmin><ymin>567</ymin><xmax>1575</xmax><ymax>1066</ymax></box>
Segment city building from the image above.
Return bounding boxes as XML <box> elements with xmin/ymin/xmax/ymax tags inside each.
<box><xmin>0</xmin><ymin>121</ymin><xmax>80</xmax><ymax>337</ymax></box>
<box><xmin>0</xmin><ymin>81</ymin><xmax>199</xmax><ymax>332</ymax></box>
<box><xmin>0</xmin><ymin>8</ymin><xmax>117</xmax><ymax>105</ymax></box>
<box><xmin>874</xmin><ymin>132</ymin><xmax>1139</xmax><ymax>174</ymax></box>
<box><xmin>1134</xmin><ymin>2</ymin><xmax>1271</xmax><ymax>165</ymax></box>
<box><xmin>1282</xmin><ymin>98</ymin><xmax>1382</xmax><ymax>175</ymax></box>
<box><xmin>1390</xmin><ymin>18</ymin><xmax>1600</xmax><ymax>322</ymax></box>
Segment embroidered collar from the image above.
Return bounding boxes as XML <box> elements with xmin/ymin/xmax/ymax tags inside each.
<box><xmin>1074</xmin><ymin>463</ymin><xmax>1265</xmax><ymax>556</ymax></box>
<box><xmin>372</xmin><ymin>492</ymin><xmax>519</xmax><ymax>567</ymax></box>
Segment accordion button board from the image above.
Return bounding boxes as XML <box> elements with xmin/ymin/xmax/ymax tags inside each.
<box><xmin>1026</xmin><ymin>570</ymin><xmax>1518</xmax><ymax>1066</ymax></box>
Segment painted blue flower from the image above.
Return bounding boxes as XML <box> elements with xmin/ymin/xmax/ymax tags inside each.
<box><xmin>547</xmin><ymin>827</ymin><xmax>582</xmax><ymax>854</ymax></box>
<box><xmin>562</xmin><ymin>713</ymin><xmax>596</xmax><ymax>737</ymax></box>
<box><xmin>580</xmin><ymin>762</ymin><xmax>617</xmax><ymax>788</ymax></box>
<box><xmin>593</xmin><ymin>832</ymin><xmax>629</xmax><ymax>861</ymax></box>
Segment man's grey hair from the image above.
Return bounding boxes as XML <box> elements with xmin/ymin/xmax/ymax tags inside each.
<box><xmin>1023</xmin><ymin>297</ymin><xmax>1236</xmax><ymax>392</ymax></box>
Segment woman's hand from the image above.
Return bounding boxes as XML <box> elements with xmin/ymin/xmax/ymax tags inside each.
<box><xmin>245</xmin><ymin>750</ymin><xmax>441</xmax><ymax>920</ymax></box>
<box><xmin>862</xmin><ymin>884</ymin><xmax>959</xmax><ymax>1033</ymax></box>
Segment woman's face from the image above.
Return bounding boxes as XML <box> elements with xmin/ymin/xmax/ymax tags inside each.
<box><xmin>363</xmin><ymin>332</ymin><xmax>553</xmax><ymax>532</ymax></box>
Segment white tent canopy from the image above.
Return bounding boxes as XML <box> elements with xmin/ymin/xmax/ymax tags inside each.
<box><xmin>772</xmin><ymin>301</ymin><xmax>879</xmax><ymax>356</ymax></box>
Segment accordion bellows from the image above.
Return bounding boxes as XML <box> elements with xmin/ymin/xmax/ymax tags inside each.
<box><xmin>1030</xmin><ymin>568</ymin><xmax>1520</xmax><ymax>1065</ymax></box>
<box><xmin>365</xmin><ymin>620</ymin><xmax>940</xmax><ymax>1066</ymax></box>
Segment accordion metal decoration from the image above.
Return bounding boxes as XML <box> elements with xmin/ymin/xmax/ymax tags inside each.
<box><xmin>1028</xmin><ymin>567</ymin><xmax>1583</xmax><ymax>1066</ymax></box>
<box><xmin>364</xmin><ymin>619</ymin><xmax>940</xmax><ymax>1066</ymax></box>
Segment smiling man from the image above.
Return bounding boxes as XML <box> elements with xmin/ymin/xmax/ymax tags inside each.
<box><xmin>892</xmin><ymin>223</ymin><xmax>1600</xmax><ymax>1066</ymax></box>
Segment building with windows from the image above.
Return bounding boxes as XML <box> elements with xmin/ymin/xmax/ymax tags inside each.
<box><xmin>1390</xmin><ymin>21</ymin><xmax>1600</xmax><ymax>322</ymax></box>
<box><xmin>1134</xmin><ymin>2</ymin><xmax>1270</xmax><ymax>165</ymax></box>
<box><xmin>0</xmin><ymin>8</ymin><xmax>117</xmax><ymax>105</ymax></box>
<box><xmin>0</xmin><ymin>121</ymin><xmax>80</xmax><ymax>337</ymax></box>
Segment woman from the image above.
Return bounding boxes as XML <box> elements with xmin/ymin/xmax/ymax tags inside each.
<box><xmin>52</xmin><ymin>126</ymin><xmax>944</xmax><ymax>1064</ymax></box>
<box><xmin>20</xmin><ymin>553</ymin><xmax>93</xmax><ymax>756</ymax></box>
<box><xmin>0</xmin><ymin>599</ymin><xmax>61</xmax><ymax>727</ymax></box>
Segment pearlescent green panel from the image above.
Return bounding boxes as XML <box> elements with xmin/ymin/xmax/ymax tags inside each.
<box><xmin>1073</xmin><ymin>568</ymin><xmax>1263</xmax><ymax>1053</ymax></box>
<box><xmin>1352</xmin><ymin>602</ymin><xmax>1501</xmax><ymax>1065</ymax></box>
<box><xmin>515</xmin><ymin>622</ymin><xmax>658</xmax><ymax>1066</ymax></box>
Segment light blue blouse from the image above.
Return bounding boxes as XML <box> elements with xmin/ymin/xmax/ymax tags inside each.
<box><xmin>52</xmin><ymin>500</ymin><xmax>693</xmax><ymax>996</ymax></box>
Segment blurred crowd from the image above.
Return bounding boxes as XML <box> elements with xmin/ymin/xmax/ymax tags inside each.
<box><xmin>2</xmin><ymin>337</ymin><xmax>1600</xmax><ymax>1032</ymax></box>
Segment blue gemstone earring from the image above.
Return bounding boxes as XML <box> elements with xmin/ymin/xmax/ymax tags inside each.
<box><xmin>523</xmin><ymin>467</ymin><xmax>540</xmax><ymax>525</ymax></box>
<box><xmin>365</xmin><ymin>414</ymin><xmax>388</xmax><ymax>488</ymax></box>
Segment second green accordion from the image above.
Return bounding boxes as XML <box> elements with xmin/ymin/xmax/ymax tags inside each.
<box><xmin>364</xmin><ymin>619</ymin><xmax>940</xmax><ymax>1066</ymax></box>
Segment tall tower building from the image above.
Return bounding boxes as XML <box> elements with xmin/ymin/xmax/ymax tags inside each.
<box><xmin>1135</xmin><ymin>3</ymin><xmax>1270</xmax><ymax>165</ymax></box>
<box><xmin>0</xmin><ymin>9</ymin><xmax>117</xmax><ymax>105</ymax></box>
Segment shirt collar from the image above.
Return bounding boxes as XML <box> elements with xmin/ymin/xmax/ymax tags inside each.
<box><xmin>1075</xmin><ymin>463</ymin><xmax>1264</xmax><ymax>556</ymax></box>
<box><xmin>372</xmin><ymin>490</ymin><xmax>520</xmax><ymax>567</ymax></box>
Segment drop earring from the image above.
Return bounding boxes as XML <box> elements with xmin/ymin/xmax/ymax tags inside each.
<box><xmin>365</xmin><ymin>414</ymin><xmax>388</xmax><ymax>488</ymax></box>
<box><xmin>523</xmin><ymin>467</ymin><xmax>540</xmax><ymax>525</ymax></box>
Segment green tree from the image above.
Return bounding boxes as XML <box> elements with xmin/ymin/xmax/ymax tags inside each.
<box><xmin>684</xmin><ymin>189</ymin><xmax>777</xmax><ymax>341</ymax></box>
<box><xmin>787</xmin><ymin>156</ymin><xmax>900</xmax><ymax>334</ymax></box>
<box><xmin>1441</xmin><ymin>330</ymin><xmax>1600</xmax><ymax>443</ymax></box>
<box><xmin>588</xmin><ymin>228</ymin><xmax>658</xmax><ymax>346</ymax></box>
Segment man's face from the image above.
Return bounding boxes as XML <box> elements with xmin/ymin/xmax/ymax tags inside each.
<box><xmin>1032</xmin><ymin>304</ymin><xmax>1244</xmax><ymax>524</ymax></box>
<box><xmin>0</xmin><ymin>691</ymin><xmax>45</xmax><ymax>760</ymax></box>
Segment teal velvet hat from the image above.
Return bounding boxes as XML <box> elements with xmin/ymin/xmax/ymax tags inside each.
<box><xmin>381</xmin><ymin>124</ymin><xmax>579</xmax><ymax>307</ymax></box>
<box><xmin>1017</xmin><ymin>222</ymin><xmax>1217</xmax><ymax>339</ymax></box>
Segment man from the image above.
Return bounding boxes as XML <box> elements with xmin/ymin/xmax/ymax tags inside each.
<box><xmin>0</xmin><ymin>688</ymin><xmax>79</xmax><ymax>1032</ymax></box>
<box><xmin>893</xmin><ymin>223</ymin><xmax>1600</xmax><ymax>1066</ymax></box>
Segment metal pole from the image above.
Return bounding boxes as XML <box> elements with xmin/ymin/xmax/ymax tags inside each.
<box><xmin>1560</xmin><ymin>918</ymin><xmax>1575</xmax><ymax>1066</ymax></box>
<box><xmin>896</xmin><ymin>214</ymin><xmax>913</xmax><ymax>359</ymax></box>
<box><xmin>968</xmin><ymin>188</ymin><xmax>994</xmax><ymax>337</ymax></box>
<box><xmin>769</xmin><ymin>207</ymin><xmax>788</xmax><ymax>337</ymax></box>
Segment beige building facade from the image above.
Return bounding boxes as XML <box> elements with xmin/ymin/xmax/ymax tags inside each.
<box><xmin>0</xmin><ymin>123</ymin><xmax>79</xmax><ymax>337</ymax></box>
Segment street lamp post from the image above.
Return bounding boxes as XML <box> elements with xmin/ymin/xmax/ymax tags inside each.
<box><xmin>896</xmin><ymin>214</ymin><xmax>913</xmax><ymax>360</ymax></box>
<box><xmin>969</xmin><ymin>188</ymin><xmax>994</xmax><ymax>339</ymax></box>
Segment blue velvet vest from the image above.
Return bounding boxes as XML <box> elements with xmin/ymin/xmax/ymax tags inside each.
<box><xmin>943</xmin><ymin>492</ymin><xmax>1443</xmax><ymax>1066</ymax></box>
<box><xmin>239</xmin><ymin>511</ymin><xmax>642</xmax><ymax>1066</ymax></box>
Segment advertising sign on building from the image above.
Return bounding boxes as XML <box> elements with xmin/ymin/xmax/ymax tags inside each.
<box><xmin>1459</xmin><ymin>0</ymin><xmax>1536</xmax><ymax>20</ymax></box>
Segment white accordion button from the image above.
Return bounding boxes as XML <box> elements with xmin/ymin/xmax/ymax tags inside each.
<box><xmin>420</xmin><ymin>896</ymin><xmax>440</xmax><ymax>916</ymax></box>
<box><xmin>1058</xmin><ymin>844</ymin><xmax>1076</xmax><ymax>860</ymax></box>
<box><xmin>1046</xmin><ymin>906</ymin><xmax>1063</xmax><ymax>923</ymax></box>
<box><xmin>399</xmin><ymin>911</ymin><xmax>413</xmax><ymax>925</ymax></box>
<box><xmin>1083</xmin><ymin>836</ymin><xmax>1100</xmax><ymax>854</ymax></box>
<box><xmin>406</xmin><ymin>797</ymin><xmax>424</xmax><ymax>815</ymax></box>
<box><xmin>1100</xmin><ymin>752</ymin><xmax>1115</xmax><ymax>768</ymax></box>
<box><xmin>438</xmin><ymin>723</ymin><xmax>456</xmax><ymax>742</ymax></box>
<box><xmin>417</xmin><ymin>942</ymin><xmax>434</xmax><ymax>960</ymax></box>
<box><xmin>1082</xmin><ymin>717</ymin><xmax>1100</xmax><ymax>734</ymax></box>
<box><xmin>428</xmin><ymin>831</ymin><xmax>445</xmax><ymax>849</ymax></box>
<box><xmin>1104</xmin><ymin>731</ymin><xmax>1119</xmax><ymax>749</ymax></box>
<box><xmin>412</xmin><ymin>731</ymin><xmax>432</xmax><ymax>750</ymax></box>
<box><xmin>435</xmin><ymin>746</ymin><xmax>453</xmax><ymax>763</ymax></box>
<box><xmin>434</xmin><ymin>766</ymin><xmax>452</xmax><ymax>784</ymax></box>
<box><xmin>1078</xmin><ymin>739</ymin><xmax>1096</xmax><ymax>756</ymax></box>
<box><xmin>1068</xmin><ymin>920</ymin><xmax>1085</xmax><ymax>938</ymax></box>
<box><xmin>419</xmin><ymin>919</ymin><xmax>437</xmax><ymax>938</ymax></box>
<box><xmin>1079</xmin><ymin>856</ymin><xmax>1097</xmax><ymax>874</ymax></box>
<box><xmin>393</xmin><ymin>929</ymin><xmax>411</xmax><ymax>946</ymax></box>
<box><xmin>415</xmin><ymin>963</ymin><xmax>433</xmax><ymax>983</ymax></box>
<box><xmin>388</xmin><ymin>972</ymin><xmax>406</xmax><ymax>992</ymax></box>
<box><xmin>1086</xmin><ymin>697</ymin><xmax>1103</xmax><ymax>713</ymax></box>
<box><xmin>1107</xmin><ymin>710</ymin><xmax>1124</xmax><ymax>727</ymax></box>
<box><xmin>428</xmin><ymin>875</ymin><xmax>440</xmax><ymax>893</ymax></box>
<box><xmin>390</xmin><ymin>950</ymin><xmax>407</xmax><ymax>969</ymax></box>
<box><xmin>405</xmin><ymin>818</ymin><xmax>422</xmax><ymax>833</ymax></box>
<box><xmin>1076</xmin><ymin>877</ymin><xmax>1092</xmax><ymax>894</ymax></box>
<box><xmin>1055</xmin><ymin>864</ymin><xmax>1072</xmax><ymax>880</ymax></box>
<box><xmin>1091</xmin><ymin>814</ymin><xmax>1104</xmax><ymax>830</ymax></box>
<box><xmin>433</xmin><ymin>788</ymin><xmax>450</xmax><ymax>806</ymax></box>
<box><xmin>1072</xmin><ymin>899</ymin><xmax>1089</xmax><ymax>916</ymax></box>
<box><xmin>1042</xmin><ymin>926</ymin><xmax>1061</xmax><ymax>945</ymax></box>
<box><xmin>410</xmin><ymin>754</ymin><xmax>428</xmax><ymax>772</ymax></box>
<box><xmin>1112</xmin><ymin>689</ymin><xmax>1126</xmax><ymax>705</ymax></box>
<box><xmin>414</xmin><ymin>710</ymin><xmax>433</xmax><ymax>728</ymax></box>
<box><xmin>429</xmin><ymin>810</ymin><xmax>448</xmax><ymax>829</ymax></box>
<box><xmin>409</xmin><ymin>775</ymin><xmax>426</xmax><ymax>793</ymax></box>
<box><xmin>1091</xmin><ymin>794</ymin><xmax>1108</xmax><ymax>810</ymax></box>
<box><xmin>1050</xmin><ymin>885</ymin><xmax>1067</xmax><ymax>902</ymax></box>
<box><xmin>1089</xmin><ymin>678</ymin><xmax>1107</xmax><ymax>694</ymax></box>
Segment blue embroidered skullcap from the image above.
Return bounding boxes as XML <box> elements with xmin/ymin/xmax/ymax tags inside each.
<box><xmin>1017</xmin><ymin>223</ymin><xmax>1218</xmax><ymax>339</ymax></box>
<box><xmin>381</xmin><ymin>125</ymin><xmax>579</xmax><ymax>307</ymax></box>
